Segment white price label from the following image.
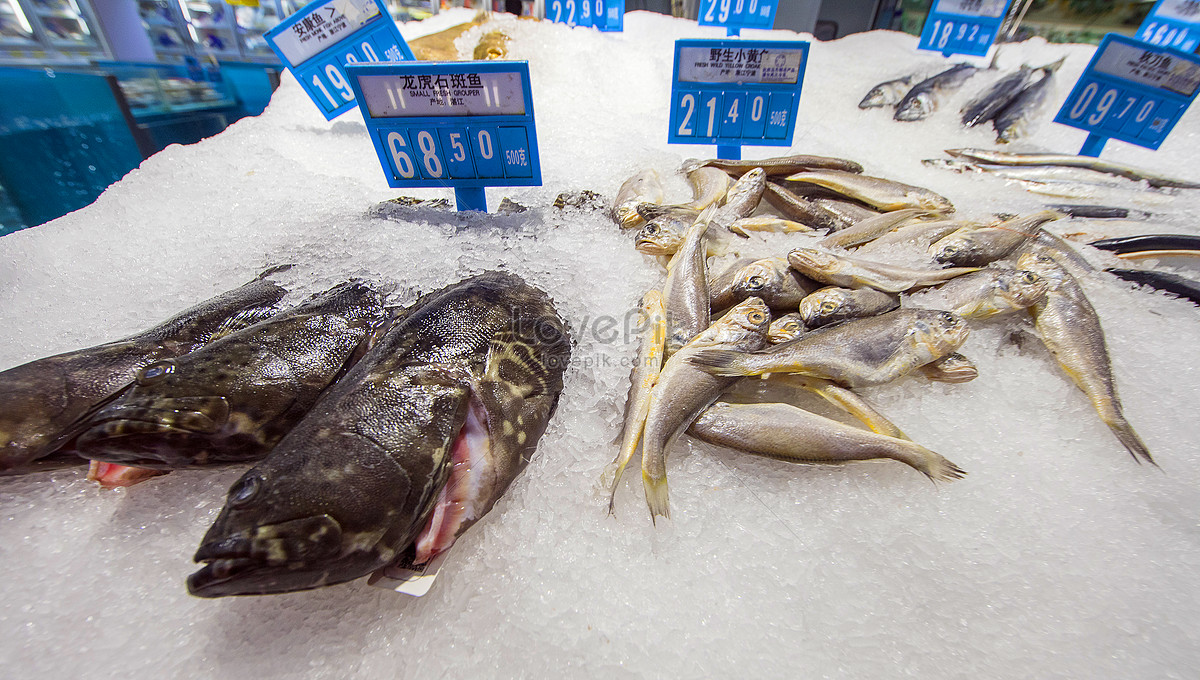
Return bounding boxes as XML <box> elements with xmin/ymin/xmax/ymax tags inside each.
<box><xmin>272</xmin><ymin>0</ymin><xmax>380</xmax><ymax>67</ymax></box>
<box><xmin>1152</xmin><ymin>0</ymin><xmax>1200</xmax><ymax>22</ymax></box>
<box><xmin>1094</xmin><ymin>40</ymin><xmax>1200</xmax><ymax>96</ymax></box>
<box><xmin>933</xmin><ymin>0</ymin><xmax>1007</xmax><ymax>18</ymax></box>
<box><xmin>678</xmin><ymin>47</ymin><xmax>805</xmax><ymax>85</ymax></box>
<box><xmin>358</xmin><ymin>72</ymin><xmax>527</xmax><ymax>118</ymax></box>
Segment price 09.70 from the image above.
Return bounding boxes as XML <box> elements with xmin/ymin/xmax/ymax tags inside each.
<box><xmin>1064</xmin><ymin>81</ymin><xmax>1166</xmax><ymax>135</ymax></box>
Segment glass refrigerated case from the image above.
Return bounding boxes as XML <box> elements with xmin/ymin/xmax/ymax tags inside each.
<box><xmin>1</xmin><ymin>0</ymin><xmax>108</xmax><ymax>63</ymax></box>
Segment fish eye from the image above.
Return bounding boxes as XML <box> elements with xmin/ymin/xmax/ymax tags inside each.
<box><xmin>228</xmin><ymin>474</ymin><xmax>262</xmax><ymax>507</ymax></box>
<box><xmin>748</xmin><ymin>311</ymin><xmax>765</xmax><ymax>323</ymax></box>
<box><xmin>821</xmin><ymin>301</ymin><xmax>837</xmax><ymax>313</ymax></box>
<box><xmin>746</xmin><ymin>275</ymin><xmax>766</xmax><ymax>290</ymax></box>
<box><xmin>137</xmin><ymin>360</ymin><xmax>175</xmax><ymax>385</ymax></box>
<box><xmin>938</xmin><ymin>312</ymin><xmax>957</xmax><ymax>325</ymax></box>
<box><xmin>1020</xmin><ymin>271</ymin><xmax>1038</xmax><ymax>283</ymax></box>
<box><xmin>644</xmin><ymin>224</ymin><xmax>659</xmax><ymax>235</ymax></box>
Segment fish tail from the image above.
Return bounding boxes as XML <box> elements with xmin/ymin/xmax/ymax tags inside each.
<box><xmin>918</xmin><ymin>451</ymin><xmax>967</xmax><ymax>483</ymax></box>
<box><xmin>641</xmin><ymin>445</ymin><xmax>671</xmax><ymax>522</ymax></box>
<box><xmin>1107</xmin><ymin>418</ymin><xmax>1156</xmax><ymax>466</ymax></box>
<box><xmin>686</xmin><ymin>349</ymin><xmax>758</xmax><ymax>376</ymax></box>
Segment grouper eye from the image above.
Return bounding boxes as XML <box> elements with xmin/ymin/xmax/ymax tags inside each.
<box><xmin>137</xmin><ymin>360</ymin><xmax>175</xmax><ymax>385</ymax></box>
<box><xmin>228</xmin><ymin>474</ymin><xmax>262</xmax><ymax>507</ymax></box>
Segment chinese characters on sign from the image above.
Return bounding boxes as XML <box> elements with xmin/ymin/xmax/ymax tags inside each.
<box><xmin>347</xmin><ymin>61</ymin><xmax>541</xmax><ymax>189</ymax></box>
<box><xmin>265</xmin><ymin>0</ymin><xmax>414</xmax><ymax>120</ymax></box>
<box><xmin>668</xmin><ymin>39</ymin><xmax>808</xmax><ymax>146</ymax></box>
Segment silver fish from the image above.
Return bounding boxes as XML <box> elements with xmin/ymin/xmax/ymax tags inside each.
<box><xmin>854</xmin><ymin>219</ymin><xmax>970</xmax><ymax>257</ymax></box>
<box><xmin>932</xmin><ymin>268</ymin><xmax>1048</xmax><ymax>320</ymax></box>
<box><xmin>612</xmin><ymin>169</ymin><xmax>664</xmax><ymax>229</ymax></box>
<box><xmin>715</xmin><ymin>168</ymin><xmax>767</xmax><ymax>223</ymax></box>
<box><xmin>763</xmin><ymin>180</ymin><xmax>852</xmax><ymax>231</ymax></box>
<box><xmin>931</xmin><ymin>210</ymin><xmax>1062</xmax><ymax>266</ymax></box>
<box><xmin>960</xmin><ymin>66</ymin><xmax>1035</xmax><ymax>127</ymax></box>
<box><xmin>788</xmin><ymin>247</ymin><xmax>980</xmax><ymax>293</ymax></box>
<box><xmin>607</xmin><ymin>290</ymin><xmax>667</xmax><ymax>513</ymax></box>
<box><xmin>895</xmin><ymin>63</ymin><xmax>978</xmax><ymax>122</ymax></box>
<box><xmin>0</xmin><ymin>275</ymin><xmax>287</xmax><ymax>473</ymax></box>
<box><xmin>1016</xmin><ymin>251</ymin><xmax>1153</xmax><ymax>465</ymax></box>
<box><xmin>785</xmin><ymin>170</ymin><xmax>955</xmax><ymax>212</ymax></box>
<box><xmin>799</xmin><ymin>286</ymin><xmax>899</xmax><ymax>328</ymax></box>
<box><xmin>663</xmin><ymin>207</ymin><xmax>714</xmax><ymax>355</ymax></box>
<box><xmin>637</xmin><ymin>298</ymin><xmax>770</xmax><ymax>520</ymax></box>
<box><xmin>715</xmin><ymin>256</ymin><xmax>821</xmax><ymax>312</ymax></box>
<box><xmin>681</xmin><ymin>154</ymin><xmax>864</xmax><ymax>176</ymax></box>
<box><xmin>688</xmin><ymin>308</ymin><xmax>970</xmax><ymax>388</ymax></box>
<box><xmin>994</xmin><ymin>58</ymin><xmax>1064</xmax><ymax>143</ymax></box>
<box><xmin>768</xmin><ymin>313</ymin><xmax>807</xmax><ymax>344</ymax></box>
<box><xmin>187</xmin><ymin>272</ymin><xmax>571</xmax><ymax>597</ymax></box>
<box><xmin>688</xmin><ymin>401</ymin><xmax>965</xmax><ymax>481</ymax></box>
<box><xmin>819</xmin><ymin>208</ymin><xmax>936</xmax><ymax>249</ymax></box>
<box><xmin>943</xmin><ymin>148</ymin><xmax>1200</xmax><ymax>189</ymax></box>
<box><xmin>727</xmin><ymin>216</ymin><xmax>814</xmax><ymax>237</ymax></box>
<box><xmin>860</xmin><ymin>74</ymin><xmax>919</xmax><ymax>109</ymax></box>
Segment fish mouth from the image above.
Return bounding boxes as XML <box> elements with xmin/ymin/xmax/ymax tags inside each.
<box><xmin>189</xmin><ymin>514</ymin><xmax>346</xmax><ymax>598</ymax></box>
<box><xmin>72</xmin><ymin>396</ymin><xmax>231</xmax><ymax>467</ymax></box>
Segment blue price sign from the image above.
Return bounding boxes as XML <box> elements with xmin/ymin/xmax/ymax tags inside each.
<box><xmin>668</xmin><ymin>39</ymin><xmax>807</xmax><ymax>147</ymax></box>
<box><xmin>1136</xmin><ymin>0</ymin><xmax>1200</xmax><ymax>52</ymax></box>
<box><xmin>697</xmin><ymin>0</ymin><xmax>778</xmax><ymax>31</ymax></box>
<box><xmin>918</xmin><ymin>0</ymin><xmax>1013</xmax><ymax>58</ymax></box>
<box><xmin>346</xmin><ymin>61</ymin><xmax>541</xmax><ymax>189</ymax></box>
<box><xmin>546</xmin><ymin>0</ymin><xmax>624</xmax><ymax>31</ymax></box>
<box><xmin>265</xmin><ymin>0</ymin><xmax>414</xmax><ymax>121</ymax></box>
<box><xmin>1054</xmin><ymin>34</ymin><xmax>1200</xmax><ymax>151</ymax></box>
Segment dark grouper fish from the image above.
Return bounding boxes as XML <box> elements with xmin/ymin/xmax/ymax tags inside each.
<box><xmin>70</xmin><ymin>282</ymin><xmax>388</xmax><ymax>469</ymax></box>
<box><xmin>0</xmin><ymin>275</ymin><xmax>288</xmax><ymax>474</ymax></box>
<box><xmin>187</xmin><ymin>272</ymin><xmax>571</xmax><ymax>597</ymax></box>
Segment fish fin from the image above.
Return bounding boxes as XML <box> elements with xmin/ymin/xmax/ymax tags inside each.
<box><xmin>607</xmin><ymin>395</ymin><xmax>653</xmax><ymax>515</ymax></box>
<box><xmin>255</xmin><ymin>263</ymin><xmax>294</xmax><ymax>280</ymax></box>
<box><xmin>641</xmin><ymin>465</ymin><xmax>670</xmax><ymax>523</ymax></box>
<box><xmin>1106</xmin><ymin>418</ymin><xmax>1156</xmax><ymax>467</ymax></box>
<box><xmin>87</xmin><ymin>461</ymin><xmax>170</xmax><ymax>488</ymax></box>
<box><xmin>918</xmin><ymin>451</ymin><xmax>967</xmax><ymax>483</ymax></box>
<box><xmin>686</xmin><ymin>349</ymin><xmax>756</xmax><ymax>376</ymax></box>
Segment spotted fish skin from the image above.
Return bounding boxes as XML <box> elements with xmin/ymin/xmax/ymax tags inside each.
<box><xmin>0</xmin><ymin>276</ymin><xmax>287</xmax><ymax>472</ymax></box>
<box><xmin>187</xmin><ymin>272</ymin><xmax>570</xmax><ymax>597</ymax></box>
<box><xmin>70</xmin><ymin>282</ymin><xmax>388</xmax><ymax>469</ymax></box>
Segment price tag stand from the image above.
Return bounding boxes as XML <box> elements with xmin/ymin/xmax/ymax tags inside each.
<box><xmin>1053</xmin><ymin>33</ymin><xmax>1200</xmax><ymax>157</ymax></box>
<box><xmin>917</xmin><ymin>0</ymin><xmax>1013</xmax><ymax>58</ymax></box>
<box><xmin>265</xmin><ymin>0</ymin><xmax>414</xmax><ymax>120</ymax></box>
<box><xmin>668</xmin><ymin>39</ymin><xmax>808</xmax><ymax>162</ymax></box>
<box><xmin>346</xmin><ymin>61</ymin><xmax>542</xmax><ymax>213</ymax></box>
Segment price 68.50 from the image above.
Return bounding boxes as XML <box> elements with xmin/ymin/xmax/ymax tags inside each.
<box><xmin>384</xmin><ymin>127</ymin><xmax>520</xmax><ymax>181</ymax></box>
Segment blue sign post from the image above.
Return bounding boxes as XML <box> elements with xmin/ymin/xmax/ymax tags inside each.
<box><xmin>1053</xmin><ymin>33</ymin><xmax>1200</xmax><ymax>157</ymax></box>
<box><xmin>668</xmin><ymin>39</ymin><xmax>808</xmax><ymax>161</ymax></box>
<box><xmin>546</xmin><ymin>0</ymin><xmax>625</xmax><ymax>32</ymax></box>
<box><xmin>1136</xmin><ymin>0</ymin><xmax>1200</xmax><ymax>52</ymax></box>
<box><xmin>917</xmin><ymin>0</ymin><xmax>1013</xmax><ymax>58</ymax></box>
<box><xmin>265</xmin><ymin>0</ymin><xmax>414</xmax><ymax>121</ymax></box>
<box><xmin>346</xmin><ymin>61</ymin><xmax>542</xmax><ymax>212</ymax></box>
<box><xmin>697</xmin><ymin>0</ymin><xmax>779</xmax><ymax>37</ymax></box>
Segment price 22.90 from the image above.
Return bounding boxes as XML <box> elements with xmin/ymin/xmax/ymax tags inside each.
<box><xmin>548</xmin><ymin>0</ymin><xmax>600</xmax><ymax>26</ymax></box>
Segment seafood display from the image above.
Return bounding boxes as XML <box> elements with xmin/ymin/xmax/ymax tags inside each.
<box><xmin>6</xmin><ymin>10</ymin><xmax>1200</xmax><ymax>679</ymax></box>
